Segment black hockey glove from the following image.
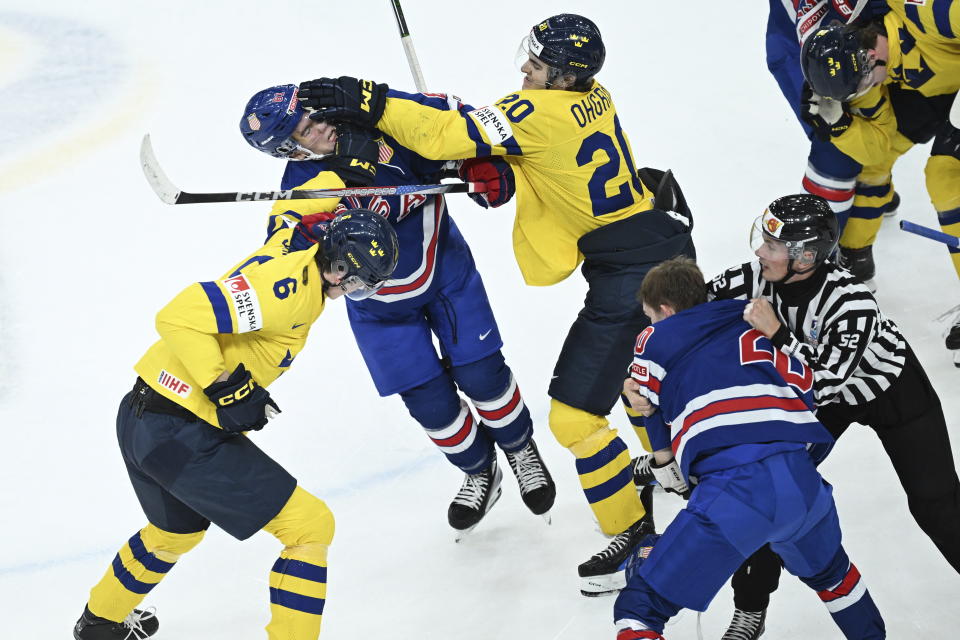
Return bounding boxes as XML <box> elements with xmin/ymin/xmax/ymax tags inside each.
<box><xmin>801</xmin><ymin>83</ymin><xmax>853</xmax><ymax>142</ymax></box>
<box><xmin>298</xmin><ymin>77</ymin><xmax>388</xmax><ymax>128</ymax></box>
<box><xmin>203</xmin><ymin>364</ymin><xmax>280</xmax><ymax>433</ymax></box>
<box><xmin>322</xmin><ymin>122</ymin><xmax>380</xmax><ymax>187</ymax></box>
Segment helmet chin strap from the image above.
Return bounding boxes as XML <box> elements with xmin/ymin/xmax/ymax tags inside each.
<box><xmin>776</xmin><ymin>259</ymin><xmax>817</xmax><ymax>284</ymax></box>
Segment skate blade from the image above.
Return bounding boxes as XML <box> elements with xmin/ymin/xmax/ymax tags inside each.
<box><xmin>540</xmin><ymin>511</ymin><xmax>552</xmax><ymax>525</ymax></box>
<box><xmin>579</xmin><ymin>572</ymin><xmax>626</xmax><ymax>597</ymax></box>
<box><xmin>453</xmin><ymin>487</ymin><xmax>503</xmax><ymax>543</ymax></box>
<box><xmin>863</xmin><ymin>278</ymin><xmax>877</xmax><ymax>293</ymax></box>
<box><xmin>953</xmin><ymin>351</ymin><xmax>960</xmax><ymax>368</ymax></box>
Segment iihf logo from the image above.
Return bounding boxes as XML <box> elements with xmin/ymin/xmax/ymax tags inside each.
<box><xmin>808</xmin><ymin>317</ymin><xmax>820</xmax><ymax>347</ymax></box>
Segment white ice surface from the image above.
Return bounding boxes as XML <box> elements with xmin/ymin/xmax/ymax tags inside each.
<box><xmin>0</xmin><ymin>2</ymin><xmax>958</xmax><ymax>638</ymax></box>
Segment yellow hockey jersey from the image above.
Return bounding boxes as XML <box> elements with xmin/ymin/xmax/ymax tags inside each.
<box><xmin>134</xmin><ymin>228</ymin><xmax>326</xmax><ymax>427</ymax></box>
<box><xmin>378</xmin><ymin>83</ymin><xmax>655</xmax><ymax>286</ymax></box>
<box><xmin>884</xmin><ymin>0</ymin><xmax>960</xmax><ymax>97</ymax></box>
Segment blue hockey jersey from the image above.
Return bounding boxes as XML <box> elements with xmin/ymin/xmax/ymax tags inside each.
<box><xmin>629</xmin><ymin>300</ymin><xmax>834</xmax><ymax>480</ymax></box>
<box><xmin>271</xmin><ymin>92</ymin><xmax>481</xmax><ymax>308</ymax></box>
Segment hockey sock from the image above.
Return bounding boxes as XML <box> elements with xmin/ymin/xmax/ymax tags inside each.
<box><xmin>620</xmin><ymin>393</ymin><xmax>652</xmax><ymax>453</ymax></box>
<box><xmin>454</xmin><ymin>352</ymin><xmax>532</xmax><ymax>452</ymax></box>
<box><xmin>263</xmin><ymin>486</ymin><xmax>335</xmax><ymax>640</ymax></box>
<box><xmin>926</xmin><ymin>154</ymin><xmax>960</xmax><ymax>281</ymax></box>
<box><xmin>87</xmin><ymin>524</ymin><xmax>205</xmax><ymax>622</ymax></box>
<box><xmin>402</xmin><ymin>374</ymin><xmax>492</xmax><ymax>473</ymax></box>
<box><xmin>840</xmin><ymin>180</ymin><xmax>895</xmax><ymax>249</ymax></box>
<box><xmin>550</xmin><ymin>399</ymin><xmax>646</xmax><ymax>535</ymax></box>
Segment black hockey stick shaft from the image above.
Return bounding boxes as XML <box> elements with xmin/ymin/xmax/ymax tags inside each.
<box><xmin>389</xmin><ymin>0</ymin><xmax>427</xmax><ymax>92</ymax></box>
<box><xmin>171</xmin><ymin>183</ymin><xmax>480</xmax><ymax>205</ymax></box>
<box><xmin>141</xmin><ymin>134</ymin><xmax>482</xmax><ymax>205</ymax></box>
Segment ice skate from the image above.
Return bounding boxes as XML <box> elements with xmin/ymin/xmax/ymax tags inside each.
<box><xmin>882</xmin><ymin>191</ymin><xmax>900</xmax><ymax>218</ymax></box>
<box><xmin>449</xmin><ymin>457</ymin><xmax>503</xmax><ymax>541</ymax></box>
<box><xmin>940</xmin><ymin>304</ymin><xmax>960</xmax><ymax>367</ymax></box>
<box><xmin>73</xmin><ymin>605</ymin><xmax>159</xmax><ymax>640</ymax></box>
<box><xmin>504</xmin><ymin>439</ymin><xmax>555</xmax><ymax>523</ymax></box>
<box><xmin>632</xmin><ymin>454</ymin><xmax>655</xmax><ymax>488</ymax></box>
<box><xmin>720</xmin><ymin>608</ymin><xmax>766</xmax><ymax>640</ymax></box>
<box><xmin>578</xmin><ymin>486</ymin><xmax>655</xmax><ymax>596</ymax></box>
<box><xmin>837</xmin><ymin>245</ymin><xmax>876</xmax><ymax>292</ymax></box>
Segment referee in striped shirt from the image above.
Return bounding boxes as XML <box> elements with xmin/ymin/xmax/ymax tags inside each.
<box><xmin>708</xmin><ymin>194</ymin><xmax>960</xmax><ymax>639</ymax></box>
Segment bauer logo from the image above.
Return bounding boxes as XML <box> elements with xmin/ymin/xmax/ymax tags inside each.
<box><xmin>469</xmin><ymin>106</ymin><xmax>514</xmax><ymax>145</ymax></box>
<box><xmin>223</xmin><ymin>274</ymin><xmax>262</xmax><ymax>332</ymax></box>
<box><xmin>157</xmin><ymin>370</ymin><xmax>192</xmax><ymax>398</ymax></box>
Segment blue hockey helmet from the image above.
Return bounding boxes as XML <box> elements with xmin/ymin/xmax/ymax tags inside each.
<box><xmin>751</xmin><ymin>194</ymin><xmax>839</xmax><ymax>277</ymax></box>
<box><xmin>321</xmin><ymin>209</ymin><xmax>399</xmax><ymax>300</ymax></box>
<box><xmin>800</xmin><ymin>25</ymin><xmax>873</xmax><ymax>100</ymax></box>
<box><xmin>239</xmin><ymin>84</ymin><xmax>318</xmax><ymax>160</ymax></box>
<box><xmin>522</xmin><ymin>14</ymin><xmax>605</xmax><ymax>89</ymax></box>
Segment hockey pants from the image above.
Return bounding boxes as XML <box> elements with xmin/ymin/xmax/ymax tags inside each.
<box><xmin>614</xmin><ymin>451</ymin><xmax>885</xmax><ymax>640</ymax></box>
<box><xmin>732</xmin><ymin>344</ymin><xmax>960</xmax><ymax>612</ymax></box>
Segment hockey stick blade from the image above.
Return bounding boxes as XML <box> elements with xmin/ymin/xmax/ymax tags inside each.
<box><xmin>900</xmin><ymin>220</ymin><xmax>960</xmax><ymax>249</ymax></box>
<box><xmin>140</xmin><ymin>134</ymin><xmax>484</xmax><ymax>205</ymax></box>
<box><xmin>141</xmin><ymin>134</ymin><xmax>182</xmax><ymax>204</ymax></box>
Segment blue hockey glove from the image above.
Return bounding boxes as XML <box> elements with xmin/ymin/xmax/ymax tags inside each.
<box><xmin>290</xmin><ymin>212</ymin><xmax>336</xmax><ymax>251</ymax></box>
<box><xmin>203</xmin><ymin>364</ymin><xmax>280</xmax><ymax>432</ymax></box>
<box><xmin>459</xmin><ymin>157</ymin><xmax>515</xmax><ymax>208</ymax></box>
<box><xmin>298</xmin><ymin>77</ymin><xmax>388</xmax><ymax>128</ymax></box>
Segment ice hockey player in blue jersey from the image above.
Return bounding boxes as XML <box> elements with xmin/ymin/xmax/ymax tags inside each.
<box><xmin>239</xmin><ymin>84</ymin><xmax>555</xmax><ymax>538</ymax></box>
<box><xmin>615</xmin><ymin>256</ymin><xmax>885</xmax><ymax>640</ymax></box>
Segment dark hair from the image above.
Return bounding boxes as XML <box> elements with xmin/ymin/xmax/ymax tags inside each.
<box><xmin>639</xmin><ymin>256</ymin><xmax>707</xmax><ymax>313</ymax></box>
<box><xmin>854</xmin><ymin>18</ymin><xmax>885</xmax><ymax>50</ymax></box>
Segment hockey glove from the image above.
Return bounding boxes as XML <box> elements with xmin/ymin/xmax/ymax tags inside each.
<box><xmin>203</xmin><ymin>364</ymin><xmax>280</xmax><ymax>433</ymax></box>
<box><xmin>650</xmin><ymin>458</ymin><xmax>691</xmax><ymax>499</ymax></box>
<box><xmin>458</xmin><ymin>157</ymin><xmax>516</xmax><ymax>209</ymax></box>
<box><xmin>801</xmin><ymin>83</ymin><xmax>853</xmax><ymax>142</ymax></box>
<box><xmin>290</xmin><ymin>212</ymin><xmax>336</xmax><ymax>251</ymax></box>
<box><xmin>324</xmin><ymin>123</ymin><xmax>379</xmax><ymax>187</ymax></box>
<box><xmin>298</xmin><ymin>77</ymin><xmax>388</xmax><ymax>128</ymax></box>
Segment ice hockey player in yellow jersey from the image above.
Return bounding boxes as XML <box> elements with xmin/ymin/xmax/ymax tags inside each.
<box><xmin>71</xmin><ymin>210</ymin><xmax>398</xmax><ymax>640</ymax></box>
<box><xmin>799</xmin><ymin>1</ymin><xmax>960</xmax><ymax>361</ymax></box>
<box><xmin>296</xmin><ymin>14</ymin><xmax>697</xmax><ymax>596</ymax></box>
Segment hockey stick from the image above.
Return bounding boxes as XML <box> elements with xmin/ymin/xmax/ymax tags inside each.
<box><xmin>899</xmin><ymin>220</ymin><xmax>960</xmax><ymax>249</ymax></box>
<box><xmin>389</xmin><ymin>0</ymin><xmax>427</xmax><ymax>92</ymax></box>
<box><xmin>140</xmin><ymin>134</ymin><xmax>484</xmax><ymax>205</ymax></box>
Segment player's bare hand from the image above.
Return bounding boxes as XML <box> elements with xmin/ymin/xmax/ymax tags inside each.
<box><xmin>623</xmin><ymin>378</ymin><xmax>655</xmax><ymax>417</ymax></box>
<box><xmin>743</xmin><ymin>297</ymin><xmax>782</xmax><ymax>339</ymax></box>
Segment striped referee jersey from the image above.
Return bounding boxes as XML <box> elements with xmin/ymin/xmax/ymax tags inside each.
<box><xmin>708</xmin><ymin>261</ymin><xmax>906</xmax><ymax>406</ymax></box>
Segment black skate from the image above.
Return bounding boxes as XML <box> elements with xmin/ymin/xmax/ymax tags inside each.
<box><xmin>505</xmin><ymin>439</ymin><xmax>556</xmax><ymax>523</ymax></box>
<box><xmin>578</xmin><ymin>486</ymin><xmax>655</xmax><ymax>596</ymax></box>
<box><xmin>837</xmin><ymin>245</ymin><xmax>876</xmax><ymax>291</ymax></box>
<box><xmin>632</xmin><ymin>454</ymin><xmax>655</xmax><ymax>487</ymax></box>
<box><xmin>882</xmin><ymin>191</ymin><xmax>900</xmax><ymax>218</ymax></box>
<box><xmin>73</xmin><ymin>605</ymin><xmax>159</xmax><ymax>640</ymax></box>
<box><xmin>448</xmin><ymin>457</ymin><xmax>503</xmax><ymax>541</ymax></box>
<box><xmin>940</xmin><ymin>304</ymin><xmax>960</xmax><ymax>367</ymax></box>
<box><xmin>721</xmin><ymin>608</ymin><xmax>766</xmax><ymax>640</ymax></box>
